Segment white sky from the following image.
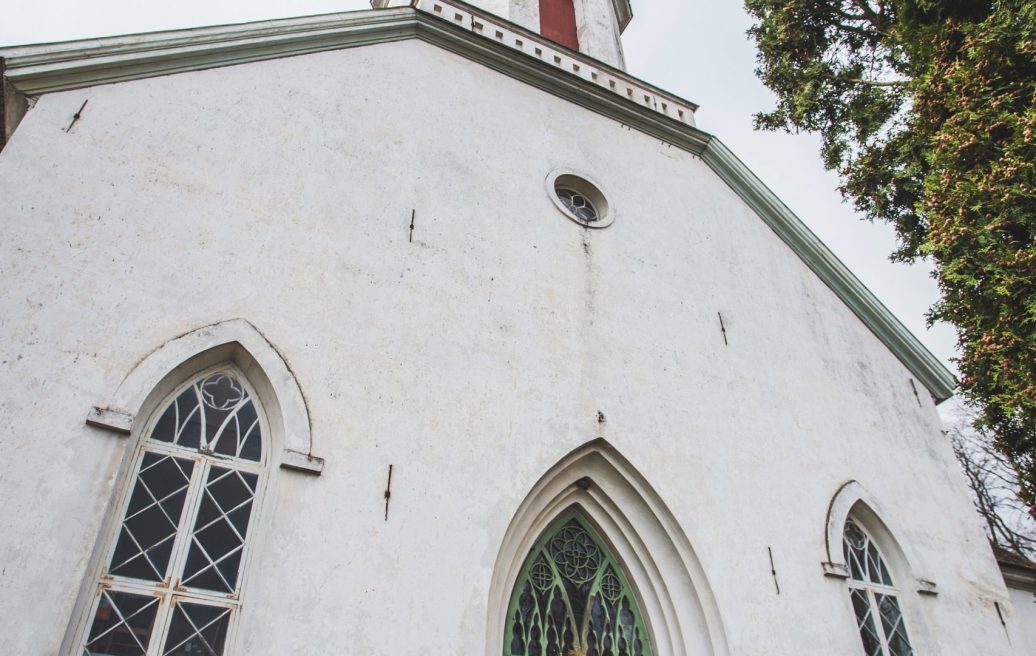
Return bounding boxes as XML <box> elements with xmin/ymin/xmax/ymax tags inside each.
<box><xmin>0</xmin><ymin>0</ymin><xmax>959</xmax><ymax>379</ymax></box>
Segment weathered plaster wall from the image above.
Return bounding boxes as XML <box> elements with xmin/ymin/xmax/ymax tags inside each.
<box><xmin>1007</xmin><ymin>584</ymin><xmax>1036</xmax><ymax>655</ymax></box>
<box><xmin>573</xmin><ymin>0</ymin><xmax>625</xmax><ymax>68</ymax></box>
<box><xmin>0</xmin><ymin>39</ymin><xmax>1010</xmax><ymax>655</ymax></box>
<box><xmin>509</xmin><ymin>0</ymin><xmax>539</xmax><ymax>32</ymax></box>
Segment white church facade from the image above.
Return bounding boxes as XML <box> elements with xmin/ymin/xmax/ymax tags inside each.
<box><xmin>0</xmin><ymin>1</ymin><xmax>1030</xmax><ymax>654</ymax></box>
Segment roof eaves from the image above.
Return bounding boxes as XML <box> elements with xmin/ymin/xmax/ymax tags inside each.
<box><xmin>1000</xmin><ymin>561</ymin><xmax>1036</xmax><ymax>593</ymax></box>
<box><xmin>0</xmin><ymin>8</ymin><xmax>417</xmax><ymax>95</ymax></box>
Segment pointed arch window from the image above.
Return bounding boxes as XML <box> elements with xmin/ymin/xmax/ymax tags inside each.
<box><xmin>506</xmin><ymin>509</ymin><xmax>651</xmax><ymax>656</ymax></box>
<box><xmin>78</xmin><ymin>371</ymin><xmax>265</xmax><ymax>656</ymax></box>
<box><xmin>843</xmin><ymin>519</ymin><xmax>914</xmax><ymax>656</ymax></box>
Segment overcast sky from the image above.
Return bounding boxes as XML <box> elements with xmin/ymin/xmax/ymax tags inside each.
<box><xmin>0</xmin><ymin>0</ymin><xmax>959</xmax><ymax>378</ymax></box>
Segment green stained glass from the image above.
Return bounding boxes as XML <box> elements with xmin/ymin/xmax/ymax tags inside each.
<box><xmin>505</xmin><ymin>510</ymin><xmax>651</xmax><ymax>656</ymax></box>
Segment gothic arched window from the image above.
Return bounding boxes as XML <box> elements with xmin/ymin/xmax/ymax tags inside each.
<box><xmin>78</xmin><ymin>370</ymin><xmax>266</xmax><ymax>656</ymax></box>
<box><xmin>506</xmin><ymin>510</ymin><xmax>651</xmax><ymax>656</ymax></box>
<box><xmin>843</xmin><ymin>518</ymin><xmax>914</xmax><ymax>656</ymax></box>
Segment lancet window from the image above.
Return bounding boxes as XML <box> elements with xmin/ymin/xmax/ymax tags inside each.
<box><xmin>79</xmin><ymin>371</ymin><xmax>265</xmax><ymax>656</ymax></box>
<box><xmin>843</xmin><ymin>519</ymin><xmax>913</xmax><ymax>656</ymax></box>
<box><xmin>506</xmin><ymin>510</ymin><xmax>651</xmax><ymax>656</ymax></box>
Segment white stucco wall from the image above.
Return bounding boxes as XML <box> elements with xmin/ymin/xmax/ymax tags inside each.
<box><xmin>573</xmin><ymin>0</ymin><xmax>625</xmax><ymax>68</ymax></box>
<box><xmin>509</xmin><ymin>0</ymin><xmax>539</xmax><ymax>31</ymax></box>
<box><xmin>0</xmin><ymin>38</ymin><xmax>1013</xmax><ymax>655</ymax></box>
<box><xmin>1007</xmin><ymin>584</ymin><xmax>1036</xmax><ymax>655</ymax></box>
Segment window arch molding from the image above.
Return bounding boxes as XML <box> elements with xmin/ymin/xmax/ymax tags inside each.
<box><xmin>823</xmin><ymin>481</ymin><xmax>925</xmax><ymax>585</ymax></box>
<box><xmin>87</xmin><ymin>318</ymin><xmax>322</xmax><ymax>474</ymax></box>
<box><xmin>823</xmin><ymin>481</ymin><xmax>938</xmax><ymax>654</ymax></box>
<box><xmin>488</xmin><ymin>438</ymin><xmax>729</xmax><ymax>656</ymax></box>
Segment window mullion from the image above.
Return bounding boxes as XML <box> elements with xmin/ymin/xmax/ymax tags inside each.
<box><xmin>167</xmin><ymin>457</ymin><xmax>210</xmax><ymax>589</ymax></box>
<box><xmin>146</xmin><ymin>595</ymin><xmax>175</xmax><ymax>656</ymax></box>
<box><xmin>868</xmin><ymin>588</ymin><xmax>891</xmax><ymax>656</ymax></box>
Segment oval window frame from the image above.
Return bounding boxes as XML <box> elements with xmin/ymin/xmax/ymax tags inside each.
<box><xmin>546</xmin><ymin>169</ymin><xmax>615</xmax><ymax>228</ymax></box>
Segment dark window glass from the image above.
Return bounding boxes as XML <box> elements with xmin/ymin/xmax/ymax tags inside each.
<box><xmin>877</xmin><ymin>594</ymin><xmax>913</xmax><ymax>656</ymax></box>
<box><xmin>850</xmin><ymin>588</ymin><xmax>883</xmax><ymax>656</ymax></box>
<box><xmin>161</xmin><ymin>601</ymin><xmax>231</xmax><ymax>656</ymax></box>
<box><xmin>150</xmin><ymin>374</ymin><xmax>261</xmax><ymax>462</ymax></box>
<box><xmin>181</xmin><ymin>467</ymin><xmax>258</xmax><ymax>593</ymax></box>
<box><xmin>844</xmin><ymin>520</ymin><xmax>913</xmax><ymax>656</ymax></box>
<box><xmin>109</xmin><ymin>453</ymin><xmax>195</xmax><ymax>582</ymax></box>
<box><xmin>83</xmin><ymin>590</ymin><xmax>160</xmax><ymax>656</ymax></box>
<box><xmin>556</xmin><ymin>187</ymin><xmax>600</xmax><ymax>224</ymax></box>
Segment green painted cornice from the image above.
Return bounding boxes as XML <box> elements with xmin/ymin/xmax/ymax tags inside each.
<box><xmin>0</xmin><ymin>4</ymin><xmax>956</xmax><ymax>401</ymax></box>
<box><xmin>0</xmin><ymin>9</ymin><xmax>419</xmax><ymax>95</ymax></box>
<box><xmin>702</xmin><ymin>140</ymin><xmax>956</xmax><ymax>401</ymax></box>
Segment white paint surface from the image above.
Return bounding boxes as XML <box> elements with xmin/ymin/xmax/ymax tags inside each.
<box><xmin>0</xmin><ymin>38</ymin><xmax>1016</xmax><ymax>655</ymax></box>
<box><xmin>0</xmin><ymin>1</ymin><xmax>958</xmax><ymax>383</ymax></box>
<box><xmin>1007</xmin><ymin>584</ymin><xmax>1036</xmax><ymax>655</ymax></box>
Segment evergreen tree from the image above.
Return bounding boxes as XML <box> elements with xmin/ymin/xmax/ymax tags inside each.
<box><xmin>745</xmin><ymin>0</ymin><xmax>1036</xmax><ymax>515</ymax></box>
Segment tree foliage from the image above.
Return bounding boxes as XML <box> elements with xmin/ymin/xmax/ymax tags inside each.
<box><xmin>746</xmin><ymin>0</ymin><xmax>1036</xmax><ymax>516</ymax></box>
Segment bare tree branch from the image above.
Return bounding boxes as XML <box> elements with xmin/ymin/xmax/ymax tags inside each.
<box><xmin>948</xmin><ymin>409</ymin><xmax>1036</xmax><ymax>558</ymax></box>
<box><xmin>849</xmin><ymin>0</ymin><xmax>884</xmax><ymax>25</ymax></box>
<box><xmin>842</xmin><ymin>0</ymin><xmax>892</xmax><ymax>36</ymax></box>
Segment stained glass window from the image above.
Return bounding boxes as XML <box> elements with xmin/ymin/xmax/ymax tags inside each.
<box><xmin>843</xmin><ymin>519</ymin><xmax>913</xmax><ymax>656</ymax></box>
<box><xmin>506</xmin><ymin>510</ymin><xmax>651</xmax><ymax>656</ymax></box>
<box><xmin>556</xmin><ymin>188</ymin><xmax>600</xmax><ymax>224</ymax></box>
<box><xmin>80</xmin><ymin>371</ymin><xmax>265</xmax><ymax>656</ymax></box>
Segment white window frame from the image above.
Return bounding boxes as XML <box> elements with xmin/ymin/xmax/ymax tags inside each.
<box><xmin>843</xmin><ymin>518</ymin><xmax>913</xmax><ymax>656</ymax></box>
<box><xmin>75</xmin><ymin>366</ymin><xmax>269</xmax><ymax>656</ymax></box>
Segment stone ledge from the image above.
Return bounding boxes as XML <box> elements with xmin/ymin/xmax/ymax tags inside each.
<box><xmin>85</xmin><ymin>407</ymin><xmax>133</xmax><ymax>435</ymax></box>
<box><xmin>280</xmin><ymin>450</ymin><xmax>325</xmax><ymax>475</ymax></box>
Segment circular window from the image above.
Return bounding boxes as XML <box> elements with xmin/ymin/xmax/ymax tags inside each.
<box><xmin>547</xmin><ymin>171</ymin><xmax>613</xmax><ymax>228</ymax></box>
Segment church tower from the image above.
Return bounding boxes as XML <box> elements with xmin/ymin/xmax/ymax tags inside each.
<box><xmin>373</xmin><ymin>0</ymin><xmax>632</xmax><ymax>68</ymax></box>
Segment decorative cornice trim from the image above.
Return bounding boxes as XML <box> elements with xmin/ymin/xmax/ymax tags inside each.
<box><xmin>0</xmin><ymin>5</ymin><xmax>956</xmax><ymax>401</ymax></box>
<box><xmin>0</xmin><ymin>9</ymin><xmax>418</xmax><ymax>95</ymax></box>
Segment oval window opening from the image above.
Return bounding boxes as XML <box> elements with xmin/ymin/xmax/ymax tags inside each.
<box><xmin>548</xmin><ymin>172</ymin><xmax>613</xmax><ymax>228</ymax></box>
